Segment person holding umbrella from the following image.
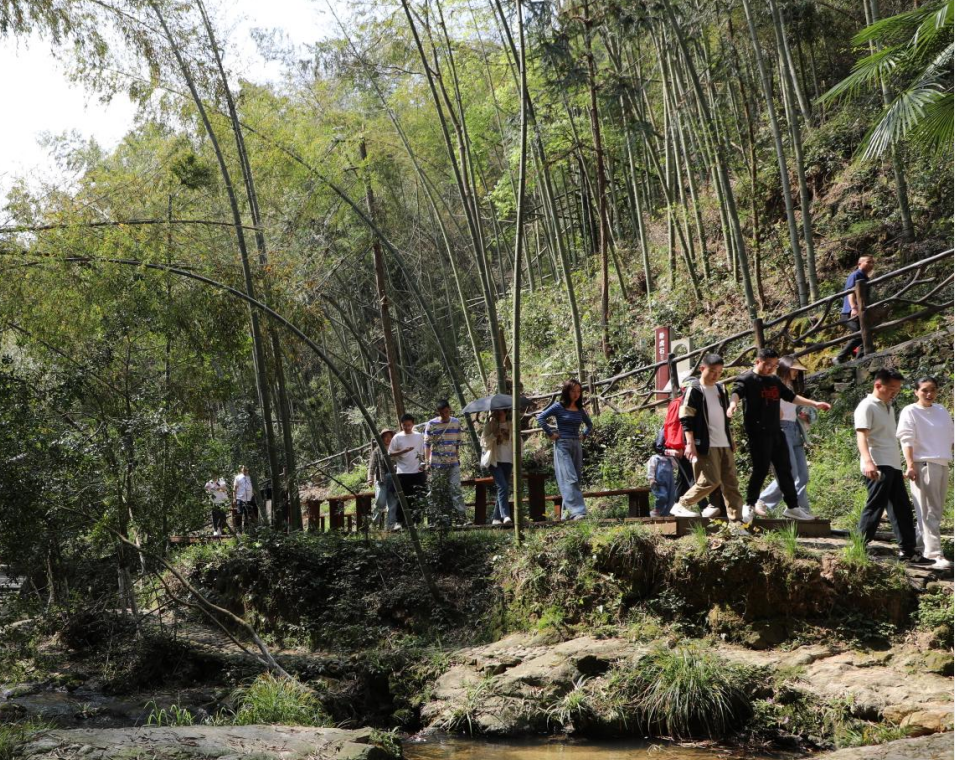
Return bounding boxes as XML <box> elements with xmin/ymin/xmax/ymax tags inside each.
<box><xmin>481</xmin><ymin>409</ymin><xmax>514</xmax><ymax>525</ymax></box>
<box><xmin>462</xmin><ymin>393</ymin><xmax>532</xmax><ymax>526</ymax></box>
<box><xmin>537</xmin><ymin>378</ymin><xmax>593</xmax><ymax>521</ymax></box>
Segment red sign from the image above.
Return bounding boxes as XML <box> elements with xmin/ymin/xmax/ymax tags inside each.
<box><xmin>654</xmin><ymin>326</ymin><xmax>671</xmax><ymax>400</ymax></box>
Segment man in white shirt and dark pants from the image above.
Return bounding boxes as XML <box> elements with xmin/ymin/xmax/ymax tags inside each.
<box><xmin>855</xmin><ymin>368</ymin><xmax>931</xmax><ymax>565</ymax></box>
<box><xmin>388</xmin><ymin>413</ymin><xmax>426</xmax><ymax>529</ymax></box>
<box><xmin>233</xmin><ymin>465</ymin><xmax>255</xmax><ymax>534</ymax></box>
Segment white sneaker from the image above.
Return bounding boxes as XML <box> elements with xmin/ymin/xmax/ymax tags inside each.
<box><xmin>491</xmin><ymin>519</ymin><xmax>503</xmax><ymax>526</ymax></box>
<box><xmin>212</xmin><ymin>530</ymin><xmax>221</xmax><ymax>537</ymax></box>
<box><xmin>783</xmin><ymin>507</ymin><xmax>813</xmax><ymax>521</ymax></box>
<box><xmin>570</xmin><ymin>513</ymin><xmax>586</xmax><ymax>521</ymax></box>
<box><xmin>754</xmin><ymin>500</ymin><xmax>770</xmax><ymax>517</ymax></box>
<box><xmin>649</xmin><ymin>509</ymin><xmax>661</xmax><ymax>518</ymax></box>
<box><xmin>671</xmin><ymin>504</ymin><xmax>701</xmax><ymax>517</ymax></box>
<box><xmin>742</xmin><ymin>504</ymin><xmax>755</xmax><ymax>522</ymax></box>
<box><xmin>392</xmin><ymin>524</ymin><xmax>403</xmax><ymax>532</ymax></box>
<box><xmin>502</xmin><ymin>517</ymin><xmax>513</xmax><ymax>525</ymax></box>
<box><xmin>701</xmin><ymin>505</ymin><xmax>722</xmax><ymax>518</ymax></box>
<box><xmin>932</xmin><ymin>558</ymin><xmax>953</xmax><ymax>570</ymax></box>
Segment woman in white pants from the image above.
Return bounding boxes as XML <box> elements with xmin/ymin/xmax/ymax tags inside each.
<box><xmin>897</xmin><ymin>377</ymin><xmax>953</xmax><ymax>570</ymax></box>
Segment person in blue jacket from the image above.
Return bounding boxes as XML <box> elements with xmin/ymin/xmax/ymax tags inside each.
<box><xmin>537</xmin><ymin>378</ymin><xmax>593</xmax><ymax>520</ymax></box>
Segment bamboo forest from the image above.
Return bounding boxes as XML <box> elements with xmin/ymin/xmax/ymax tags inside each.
<box><xmin>0</xmin><ymin>0</ymin><xmax>952</xmax><ymax>758</ymax></box>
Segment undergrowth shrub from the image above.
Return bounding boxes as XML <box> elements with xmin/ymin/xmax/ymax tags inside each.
<box><xmin>501</xmin><ymin>523</ymin><xmax>661</xmax><ymax>630</ymax></box>
<box><xmin>917</xmin><ymin>588</ymin><xmax>954</xmax><ymax>648</ymax></box>
<box><xmin>184</xmin><ymin>529</ymin><xmax>508</xmax><ymax>650</ymax></box>
<box><xmin>0</xmin><ymin>720</ymin><xmax>47</xmax><ymax>760</ymax></box>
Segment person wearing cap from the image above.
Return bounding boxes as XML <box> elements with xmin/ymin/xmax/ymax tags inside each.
<box><xmin>367</xmin><ymin>428</ymin><xmax>399</xmax><ymax>530</ymax></box>
<box><xmin>728</xmin><ymin>349</ymin><xmax>831</xmax><ymax>521</ymax></box>
<box><xmin>756</xmin><ymin>356</ymin><xmax>816</xmax><ymax>517</ymax></box>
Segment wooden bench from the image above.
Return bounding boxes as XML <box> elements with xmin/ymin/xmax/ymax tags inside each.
<box><xmin>547</xmin><ymin>487</ymin><xmax>651</xmax><ymax>520</ymax></box>
<box><xmin>461</xmin><ymin>472</ymin><xmax>551</xmax><ymax>523</ymax></box>
<box><xmin>303</xmin><ymin>493</ymin><xmax>372</xmax><ymax>532</ymax></box>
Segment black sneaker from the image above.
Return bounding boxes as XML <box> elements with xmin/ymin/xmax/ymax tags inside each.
<box><xmin>899</xmin><ymin>552</ymin><xmax>933</xmax><ymax>565</ymax></box>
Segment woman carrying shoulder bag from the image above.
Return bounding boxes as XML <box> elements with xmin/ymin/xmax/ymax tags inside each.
<box><xmin>481</xmin><ymin>410</ymin><xmax>514</xmax><ymax>525</ymax></box>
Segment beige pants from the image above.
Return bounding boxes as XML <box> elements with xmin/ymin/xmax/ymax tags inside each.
<box><xmin>679</xmin><ymin>446</ymin><xmax>744</xmax><ymax>519</ymax></box>
<box><xmin>911</xmin><ymin>461</ymin><xmax>949</xmax><ymax>560</ymax></box>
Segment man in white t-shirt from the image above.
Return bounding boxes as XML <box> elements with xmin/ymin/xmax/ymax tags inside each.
<box><xmin>388</xmin><ymin>413</ymin><xmax>425</xmax><ymax>528</ymax></box>
<box><xmin>233</xmin><ymin>466</ymin><xmax>256</xmax><ymax>534</ymax></box>
<box><xmin>204</xmin><ymin>477</ymin><xmax>229</xmax><ymax>537</ymax></box>
<box><xmin>855</xmin><ymin>368</ymin><xmax>930</xmax><ymax>564</ymax></box>
<box><xmin>670</xmin><ymin>353</ymin><xmax>744</xmax><ymax>521</ymax></box>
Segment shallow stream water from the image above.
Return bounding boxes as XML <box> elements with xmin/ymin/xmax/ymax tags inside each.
<box><xmin>404</xmin><ymin>736</ymin><xmax>788</xmax><ymax>760</ymax></box>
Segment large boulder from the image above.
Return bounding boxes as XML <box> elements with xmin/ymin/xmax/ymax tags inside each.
<box><xmin>812</xmin><ymin>731</ymin><xmax>953</xmax><ymax>759</ymax></box>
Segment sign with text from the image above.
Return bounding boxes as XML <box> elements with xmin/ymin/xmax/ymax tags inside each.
<box><xmin>654</xmin><ymin>326</ymin><xmax>671</xmax><ymax>400</ymax></box>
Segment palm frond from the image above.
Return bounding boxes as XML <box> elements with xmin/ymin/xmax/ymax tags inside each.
<box><xmin>853</xmin><ymin>3</ymin><xmax>940</xmax><ymax>47</ymax></box>
<box><xmin>912</xmin><ymin>0</ymin><xmax>954</xmax><ymax>54</ymax></box>
<box><xmin>819</xmin><ymin>46</ymin><xmax>904</xmax><ymax>103</ymax></box>
<box><xmin>909</xmin><ymin>92</ymin><xmax>954</xmax><ymax>155</ymax></box>
<box><xmin>861</xmin><ymin>85</ymin><xmax>946</xmax><ymax>159</ymax></box>
<box><xmin>914</xmin><ymin>41</ymin><xmax>955</xmax><ymax>87</ymax></box>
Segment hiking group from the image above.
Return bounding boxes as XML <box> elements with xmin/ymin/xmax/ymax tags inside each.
<box><xmin>207</xmin><ymin>256</ymin><xmax>952</xmax><ymax>570</ymax></box>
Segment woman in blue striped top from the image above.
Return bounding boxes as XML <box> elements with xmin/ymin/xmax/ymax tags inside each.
<box><xmin>537</xmin><ymin>378</ymin><xmax>594</xmax><ymax>520</ymax></box>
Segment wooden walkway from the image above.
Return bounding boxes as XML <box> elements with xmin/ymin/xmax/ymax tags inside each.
<box><xmin>169</xmin><ymin>515</ymin><xmax>831</xmax><ymax>543</ymax></box>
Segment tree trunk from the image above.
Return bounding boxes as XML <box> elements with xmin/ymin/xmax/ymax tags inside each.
<box><xmin>741</xmin><ymin>0</ymin><xmax>809</xmax><ymax>307</ymax></box>
<box><xmin>359</xmin><ymin>138</ymin><xmax>404</xmax><ymax>420</ymax></box>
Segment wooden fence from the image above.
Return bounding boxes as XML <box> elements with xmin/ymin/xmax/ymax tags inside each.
<box><xmin>306</xmin><ymin>249</ymin><xmax>953</xmax><ymax>468</ymax></box>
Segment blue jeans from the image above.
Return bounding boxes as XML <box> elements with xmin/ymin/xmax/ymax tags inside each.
<box><xmin>651</xmin><ymin>458</ymin><xmax>678</xmax><ymax>516</ymax></box>
<box><xmin>554</xmin><ymin>439</ymin><xmax>586</xmax><ymax>518</ymax></box>
<box><xmin>375</xmin><ymin>474</ymin><xmax>399</xmax><ymax>529</ymax></box>
<box><xmin>759</xmin><ymin>421</ymin><xmax>810</xmax><ymax>510</ymax></box>
<box><xmin>490</xmin><ymin>462</ymin><xmax>512</xmax><ymax>521</ymax></box>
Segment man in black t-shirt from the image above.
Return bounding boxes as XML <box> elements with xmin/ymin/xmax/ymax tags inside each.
<box><xmin>729</xmin><ymin>349</ymin><xmax>831</xmax><ymax>521</ymax></box>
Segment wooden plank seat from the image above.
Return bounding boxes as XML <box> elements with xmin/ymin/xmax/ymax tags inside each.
<box><xmin>546</xmin><ymin>487</ymin><xmax>651</xmax><ymax>521</ymax></box>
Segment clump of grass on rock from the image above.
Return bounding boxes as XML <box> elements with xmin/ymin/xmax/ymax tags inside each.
<box><xmin>229</xmin><ymin>673</ymin><xmax>330</xmax><ymax>727</ymax></box>
<box><xmin>548</xmin><ymin>644</ymin><xmax>756</xmax><ymax>739</ymax></box>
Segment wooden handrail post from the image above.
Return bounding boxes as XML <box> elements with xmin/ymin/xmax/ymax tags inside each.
<box><xmin>527</xmin><ymin>472</ymin><xmax>546</xmax><ymax>521</ymax></box>
<box><xmin>667</xmin><ymin>351</ymin><xmax>679</xmax><ymax>398</ymax></box>
<box><xmin>855</xmin><ymin>280</ymin><xmax>875</xmax><ymax>356</ymax></box>
<box><xmin>474</xmin><ymin>481</ymin><xmax>488</xmax><ymax>525</ymax></box>
<box><xmin>753</xmin><ymin>317</ymin><xmax>765</xmax><ymax>349</ymax></box>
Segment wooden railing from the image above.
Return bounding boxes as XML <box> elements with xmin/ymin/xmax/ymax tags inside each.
<box><xmin>542</xmin><ymin>249</ymin><xmax>953</xmax><ymax>414</ymax></box>
<box><xmin>302</xmin><ymin>473</ymin><xmax>651</xmax><ymax>531</ymax></box>
<box><xmin>308</xmin><ymin>249</ymin><xmax>953</xmax><ymax>467</ymax></box>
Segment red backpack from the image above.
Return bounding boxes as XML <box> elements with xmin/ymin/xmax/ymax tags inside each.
<box><xmin>662</xmin><ymin>396</ymin><xmax>685</xmax><ymax>452</ymax></box>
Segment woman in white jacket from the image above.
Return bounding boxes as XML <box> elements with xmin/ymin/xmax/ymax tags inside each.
<box><xmin>481</xmin><ymin>410</ymin><xmax>513</xmax><ymax>525</ymax></box>
<box><xmin>897</xmin><ymin>377</ymin><xmax>953</xmax><ymax>570</ymax></box>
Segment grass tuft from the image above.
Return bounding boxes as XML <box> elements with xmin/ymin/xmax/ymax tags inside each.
<box><xmin>145</xmin><ymin>701</ymin><xmax>195</xmax><ymax>726</ymax></box>
<box><xmin>229</xmin><ymin>673</ymin><xmax>329</xmax><ymax>727</ymax></box>
<box><xmin>765</xmin><ymin>522</ymin><xmax>801</xmax><ymax>559</ymax></box>
<box><xmin>841</xmin><ymin>530</ymin><xmax>871</xmax><ymax>567</ymax></box>
<box><xmin>632</xmin><ymin>644</ymin><xmax>754</xmax><ymax>739</ymax></box>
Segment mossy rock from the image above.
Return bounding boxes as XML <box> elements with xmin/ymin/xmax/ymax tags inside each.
<box><xmin>921</xmin><ymin>650</ymin><xmax>954</xmax><ymax>677</ymax></box>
